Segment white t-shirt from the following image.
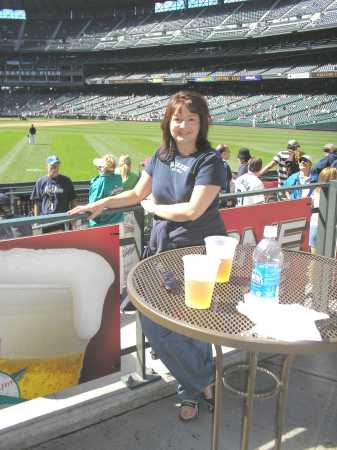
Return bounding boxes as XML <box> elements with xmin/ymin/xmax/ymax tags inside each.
<box><xmin>235</xmin><ymin>172</ymin><xmax>265</xmax><ymax>206</ymax></box>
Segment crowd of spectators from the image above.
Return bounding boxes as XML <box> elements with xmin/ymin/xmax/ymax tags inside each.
<box><xmin>1</xmin><ymin>91</ymin><xmax>336</xmax><ymax>129</ymax></box>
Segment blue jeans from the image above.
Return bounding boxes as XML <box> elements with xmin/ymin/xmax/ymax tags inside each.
<box><xmin>140</xmin><ymin>314</ymin><xmax>214</xmax><ymax>401</ymax></box>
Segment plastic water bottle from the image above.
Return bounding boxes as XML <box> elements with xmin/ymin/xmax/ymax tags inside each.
<box><xmin>250</xmin><ymin>225</ymin><xmax>283</xmax><ymax>302</ymax></box>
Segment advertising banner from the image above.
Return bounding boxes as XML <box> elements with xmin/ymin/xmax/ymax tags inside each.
<box><xmin>220</xmin><ymin>198</ymin><xmax>312</xmax><ymax>251</ymax></box>
<box><xmin>240</xmin><ymin>75</ymin><xmax>262</xmax><ymax>81</ymax></box>
<box><xmin>0</xmin><ymin>226</ymin><xmax>120</xmax><ymax>407</ymax></box>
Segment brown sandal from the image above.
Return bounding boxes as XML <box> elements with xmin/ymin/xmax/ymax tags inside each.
<box><xmin>178</xmin><ymin>400</ymin><xmax>199</xmax><ymax>421</ymax></box>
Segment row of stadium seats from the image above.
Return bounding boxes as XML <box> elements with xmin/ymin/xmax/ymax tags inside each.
<box><xmin>0</xmin><ymin>0</ymin><xmax>337</xmax><ymax>52</ymax></box>
<box><xmin>1</xmin><ymin>92</ymin><xmax>336</xmax><ymax>128</ymax></box>
<box><xmin>84</xmin><ymin>61</ymin><xmax>337</xmax><ymax>85</ymax></box>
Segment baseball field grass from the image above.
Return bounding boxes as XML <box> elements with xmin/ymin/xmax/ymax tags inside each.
<box><xmin>0</xmin><ymin>118</ymin><xmax>335</xmax><ymax>184</ymax></box>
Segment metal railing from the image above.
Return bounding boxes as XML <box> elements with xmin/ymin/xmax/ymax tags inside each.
<box><xmin>0</xmin><ymin>181</ymin><xmax>336</xmax><ymax>387</ymax></box>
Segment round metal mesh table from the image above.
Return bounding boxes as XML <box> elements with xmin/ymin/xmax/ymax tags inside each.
<box><xmin>127</xmin><ymin>245</ymin><xmax>337</xmax><ymax>450</ymax></box>
<box><xmin>128</xmin><ymin>245</ymin><xmax>337</xmax><ymax>354</ymax></box>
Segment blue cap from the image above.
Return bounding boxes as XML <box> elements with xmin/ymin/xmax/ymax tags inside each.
<box><xmin>46</xmin><ymin>155</ymin><xmax>60</xmax><ymax>165</ymax></box>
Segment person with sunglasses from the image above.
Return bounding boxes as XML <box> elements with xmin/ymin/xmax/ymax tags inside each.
<box><xmin>284</xmin><ymin>154</ymin><xmax>312</xmax><ymax>200</ymax></box>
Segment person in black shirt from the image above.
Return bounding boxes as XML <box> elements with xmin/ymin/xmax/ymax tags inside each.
<box><xmin>237</xmin><ymin>147</ymin><xmax>252</xmax><ymax>177</ymax></box>
<box><xmin>28</xmin><ymin>124</ymin><xmax>37</xmax><ymax>144</ymax></box>
<box><xmin>31</xmin><ymin>155</ymin><xmax>76</xmax><ymax>231</ymax></box>
<box><xmin>216</xmin><ymin>144</ymin><xmax>232</xmax><ymax>193</ymax></box>
<box><xmin>216</xmin><ymin>143</ymin><xmax>236</xmax><ymax>207</ymax></box>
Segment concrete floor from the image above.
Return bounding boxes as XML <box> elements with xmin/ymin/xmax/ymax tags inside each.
<box><xmin>26</xmin><ymin>353</ymin><xmax>337</xmax><ymax>450</ymax></box>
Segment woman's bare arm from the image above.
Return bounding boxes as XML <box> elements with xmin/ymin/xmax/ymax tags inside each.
<box><xmin>69</xmin><ymin>171</ymin><xmax>152</xmax><ymax>219</ymax></box>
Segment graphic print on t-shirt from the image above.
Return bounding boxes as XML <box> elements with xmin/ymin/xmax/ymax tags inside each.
<box><xmin>170</xmin><ymin>160</ymin><xmax>189</xmax><ymax>174</ymax></box>
<box><xmin>44</xmin><ymin>182</ymin><xmax>64</xmax><ymax>213</ymax></box>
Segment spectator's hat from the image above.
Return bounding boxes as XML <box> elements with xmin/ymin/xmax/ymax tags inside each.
<box><xmin>93</xmin><ymin>154</ymin><xmax>116</xmax><ymax>172</ymax></box>
<box><xmin>0</xmin><ymin>193</ymin><xmax>10</xmax><ymax>206</ymax></box>
<box><xmin>299</xmin><ymin>154</ymin><xmax>312</xmax><ymax>164</ymax></box>
<box><xmin>287</xmin><ymin>139</ymin><xmax>300</xmax><ymax>149</ymax></box>
<box><xmin>237</xmin><ymin>147</ymin><xmax>251</xmax><ymax>161</ymax></box>
<box><xmin>323</xmin><ymin>143</ymin><xmax>337</xmax><ymax>153</ymax></box>
<box><xmin>47</xmin><ymin>155</ymin><xmax>60</xmax><ymax>165</ymax></box>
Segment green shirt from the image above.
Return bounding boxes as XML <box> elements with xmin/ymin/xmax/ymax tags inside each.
<box><xmin>89</xmin><ymin>173</ymin><xmax>123</xmax><ymax>226</ymax></box>
<box><xmin>122</xmin><ymin>172</ymin><xmax>139</xmax><ymax>191</ymax></box>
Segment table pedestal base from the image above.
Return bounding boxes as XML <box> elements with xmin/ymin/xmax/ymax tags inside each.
<box><xmin>212</xmin><ymin>348</ymin><xmax>294</xmax><ymax>450</ymax></box>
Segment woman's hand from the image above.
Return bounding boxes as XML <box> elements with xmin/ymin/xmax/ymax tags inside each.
<box><xmin>68</xmin><ymin>202</ymin><xmax>105</xmax><ymax>220</ymax></box>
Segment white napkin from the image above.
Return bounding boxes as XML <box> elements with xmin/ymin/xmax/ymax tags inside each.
<box><xmin>237</xmin><ymin>293</ymin><xmax>329</xmax><ymax>342</ymax></box>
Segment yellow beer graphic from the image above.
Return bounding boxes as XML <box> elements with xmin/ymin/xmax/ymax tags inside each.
<box><xmin>0</xmin><ymin>248</ymin><xmax>114</xmax><ymax>403</ymax></box>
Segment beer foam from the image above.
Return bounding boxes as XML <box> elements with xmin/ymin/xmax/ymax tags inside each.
<box><xmin>0</xmin><ymin>248</ymin><xmax>114</xmax><ymax>340</ymax></box>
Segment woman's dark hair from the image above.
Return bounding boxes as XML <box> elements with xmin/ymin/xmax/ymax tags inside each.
<box><xmin>237</xmin><ymin>147</ymin><xmax>251</xmax><ymax>163</ymax></box>
<box><xmin>158</xmin><ymin>91</ymin><xmax>212</xmax><ymax>161</ymax></box>
<box><xmin>248</xmin><ymin>158</ymin><xmax>262</xmax><ymax>173</ymax></box>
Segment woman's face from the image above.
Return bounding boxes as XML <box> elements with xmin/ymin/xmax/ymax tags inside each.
<box><xmin>299</xmin><ymin>159</ymin><xmax>311</xmax><ymax>174</ymax></box>
<box><xmin>169</xmin><ymin>104</ymin><xmax>200</xmax><ymax>151</ymax></box>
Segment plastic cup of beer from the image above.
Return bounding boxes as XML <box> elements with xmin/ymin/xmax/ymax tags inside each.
<box><xmin>204</xmin><ymin>236</ymin><xmax>238</xmax><ymax>283</ymax></box>
<box><xmin>182</xmin><ymin>254</ymin><xmax>220</xmax><ymax>309</ymax></box>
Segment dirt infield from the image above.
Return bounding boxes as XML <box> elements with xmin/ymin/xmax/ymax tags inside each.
<box><xmin>0</xmin><ymin>119</ymin><xmax>104</xmax><ymax>128</ymax></box>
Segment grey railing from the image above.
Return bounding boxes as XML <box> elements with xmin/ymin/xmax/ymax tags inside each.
<box><xmin>1</xmin><ymin>180</ymin><xmax>336</xmax><ymax>255</ymax></box>
<box><xmin>0</xmin><ymin>181</ymin><xmax>336</xmax><ymax>387</ymax></box>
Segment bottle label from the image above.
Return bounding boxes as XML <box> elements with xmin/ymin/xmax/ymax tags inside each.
<box><xmin>250</xmin><ymin>263</ymin><xmax>281</xmax><ymax>300</ymax></box>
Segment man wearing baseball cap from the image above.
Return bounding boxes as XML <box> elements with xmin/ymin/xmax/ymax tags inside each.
<box><xmin>310</xmin><ymin>143</ymin><xmax>337</xmax><ymax>182</ymax></box>
<box><xmin>30</xmin><ymin>156</ymin><xmax>76</xmax><ymax>227</ymax></box>
<box><xmin>259</xmin><ymin>139</ymin><xmax>304</xmax><ymax>190</ymax></box>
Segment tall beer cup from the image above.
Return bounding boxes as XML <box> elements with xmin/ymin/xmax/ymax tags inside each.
<box><xmin>204</xmin><ymin>236</ymin><xmax>238</xmax><ymax>283</ymax></box>
<box><xmin>183</xmin><ymin>254</ymin><xmax>219</xmax><ymax>309</ymax></box>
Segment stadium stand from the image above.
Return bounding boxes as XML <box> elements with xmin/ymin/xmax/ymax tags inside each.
<box><xmin>0</xmin><ymin>0</ymin><xmax>336</xmax><ymax>129</ymax></box>
<box><xmin>0</xmin><ymin>0</ymin><xmax>337</xmax><ymax>52</ymax></box>
<box><xmin>1</xmin><ymin>89</ymin><xmax>336</xmax><ymax>129</ymax></box>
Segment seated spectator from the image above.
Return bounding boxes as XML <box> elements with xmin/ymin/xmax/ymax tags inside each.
<box><xmin>236</xmin><ymin>147</ymin><xmax>252</xmax><ymax>177</ymax></box>
<box><xmin>310</xmin><ymin>143</ymin><xmax>337</xmax><ymax>183</ymax></box>
<box><xmin>235</xmin><ymin>158</ymin><xmax>264</xmax><ymax>206</ymax></box>
<box><xmin>0</xmin><ymin>193</ymin><xmax>32</xmax><ymax>240</ymax></box>
<box><xmin>89</xmin><ymin>154</ymin><xmax>123</xmax><ymax>227</ymax></box>
<box><xmin>284</xmin><ymin>154</ymin><xmax>312</xmax><ymax>199</ymax></box>
<box><xmin>309</xmin><ymin>167</ymin><xmax>337</xmax><ymax>254</ymax></box>
<box><xmin>118</xmin><ymin>155</ymin><xmax>139</xmax><ymax>191</ymax></box>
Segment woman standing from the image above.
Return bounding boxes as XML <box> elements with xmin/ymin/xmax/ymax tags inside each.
<box><xmin>118</xmin><ymin>155</ymin><xmax>139</xmax><ymax>191</ymax></box>
<box><xmin>88</xmin><ymin>154</ymin><xmax>123</xmax><ymax>226</ymax></box>
<box><xmin>69</xmin><ymin>91</ymin><xmax>226</xmax><ymax>420</ymax></box>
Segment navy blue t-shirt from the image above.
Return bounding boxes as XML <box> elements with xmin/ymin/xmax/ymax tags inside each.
<box><xmin>31</xmin><ymin>174</ymin><xmax>76</xmax><ymax>215</ymax></box>
<box><xmin>145</xmin><ymin>149</ymin><xmax>225</xmax><ymax>229</ymax></box>
<box><xmin>310</xmin><ymin>153</ymin><xmax>337</xmax><ymax>182</ymax></box>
